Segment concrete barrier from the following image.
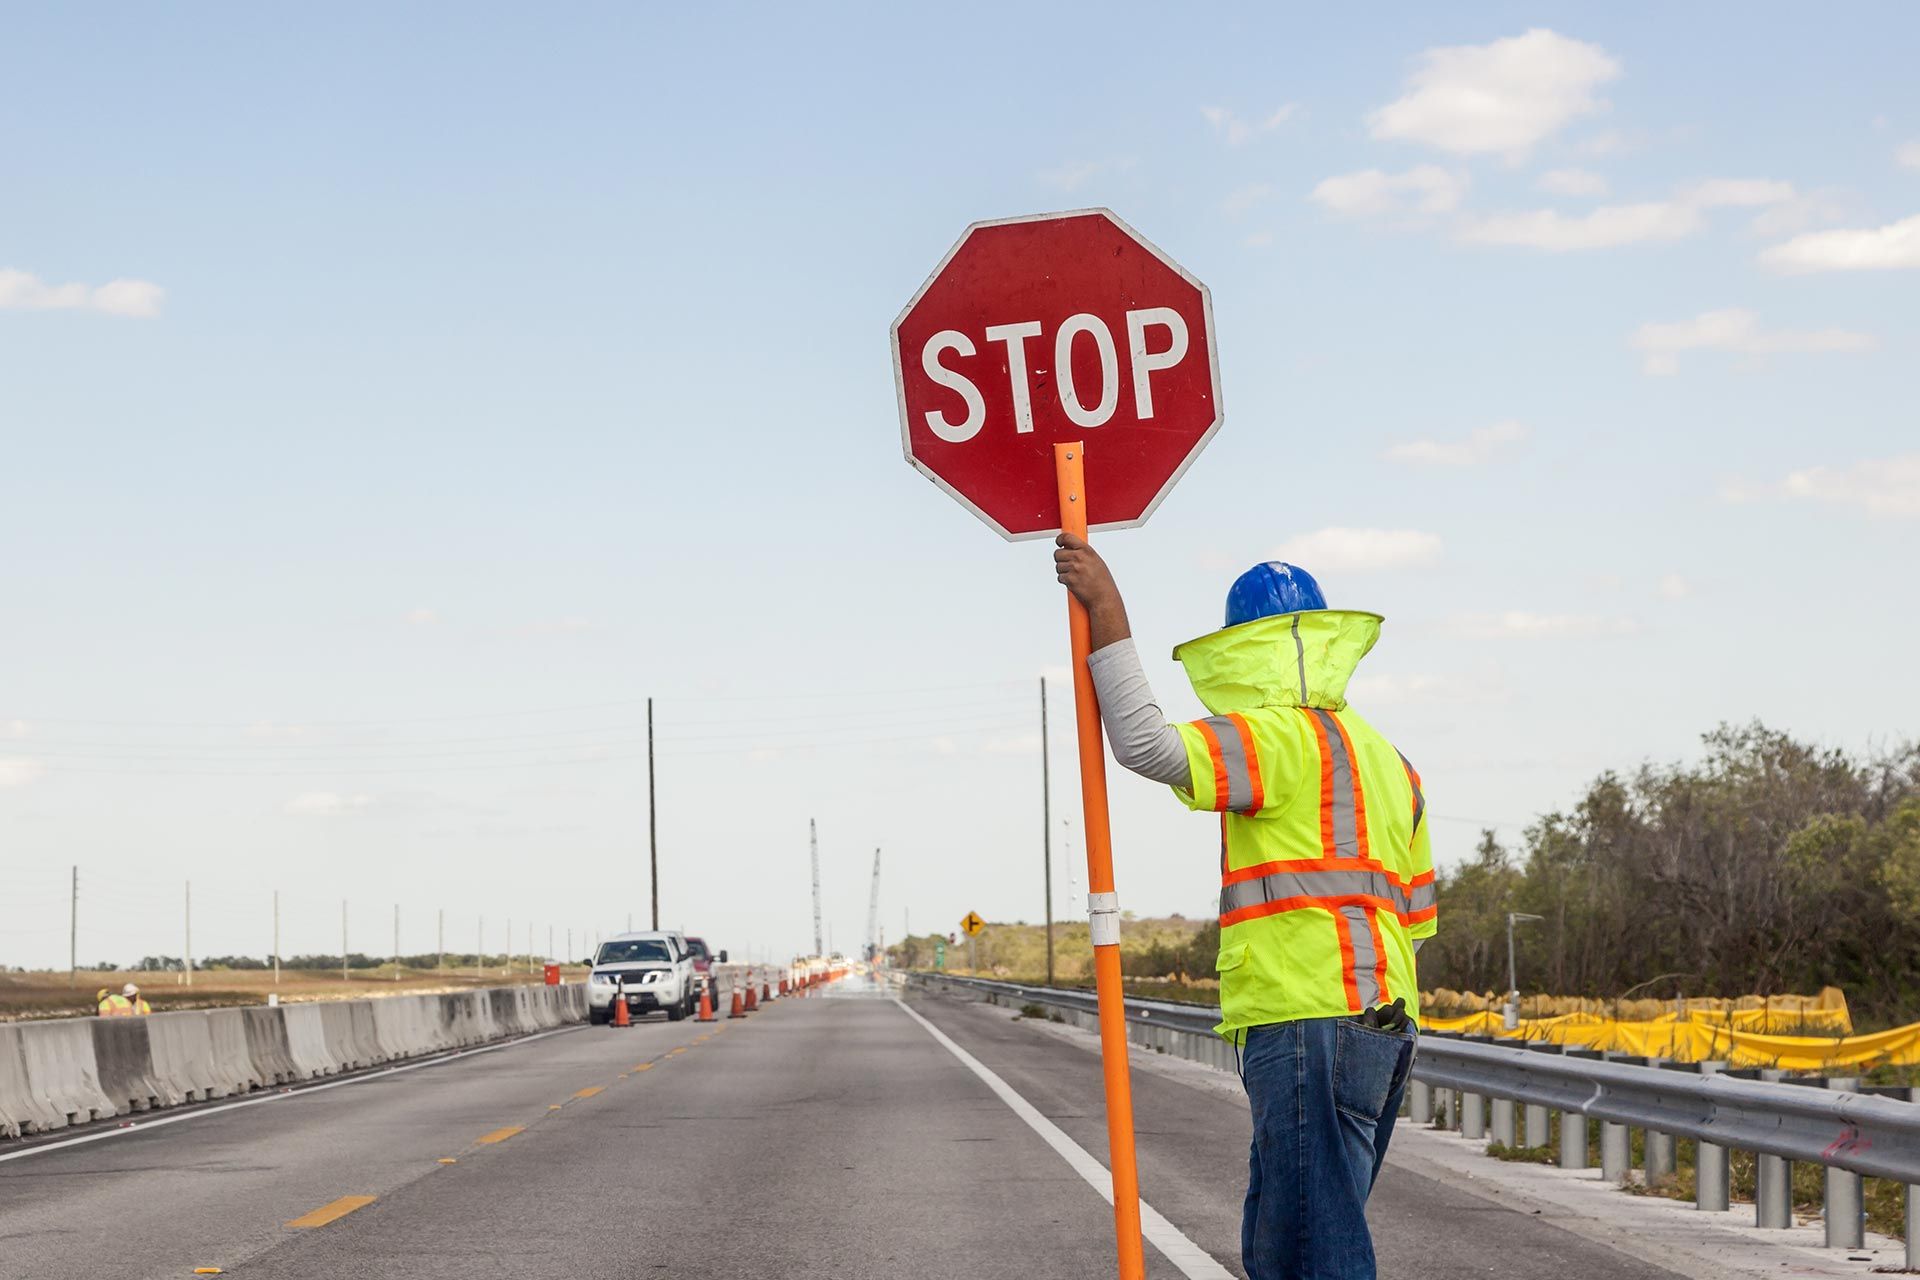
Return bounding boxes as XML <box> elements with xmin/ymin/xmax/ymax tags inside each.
<box><xmin>90</xmin><ymin>1017</ymin><xmax>164</xmax><ymax>1114</ymax></box>
<box><xmin>2</xmin><ymin>984</ymin><xmax>587</xmax><ymax>1142</ymax></box>
<box><xmin>280</xmin><ymin>1004</ymin><xmax>335</xmax><ymax>1080</ymax></box>
<box><xmin>241</xmin><ymin>1007</ymin><xmax>299</xmax><ymax>1086</ymax></box>
<box><xmin>0</xmin><ymin>1024</ymin><xmax>54</xmax><ymax>1137</ymax></box>
<box><xmin>18</xmin><ymin>1018</ymin><xmax>114</xmax><ymax>1131</ymax></box>
<box><xmin>148</xmin><ymin>1011</ymin><xmax>230</xmax><ymax>1103</ymax></box>
<box><xmin>204</xmin><ymin>1010</ymin><xmax>265</xmax><ymax>1095</ymax></box>
<box><xmin>317</xmin><ymin>1003</ymin><xmax>365</xmax><ymax>1071</ymax></box>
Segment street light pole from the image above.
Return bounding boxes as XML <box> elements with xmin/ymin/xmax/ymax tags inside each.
<box><xmin>1505</xmin><ymin>912</ymin><xmax>1544</xmax><ymax>1029</ymax></box>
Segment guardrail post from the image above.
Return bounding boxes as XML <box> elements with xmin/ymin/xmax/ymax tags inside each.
<box><xmin>1492</xmin><ymin>1097</ymin><xmax>1516</xmax><ymax>1147</ymax></box>
<box><xmin>1461</xmin><ymin>1089</ymin><xmax>1486</xmax><ymax>1140</ymax></box>
<box><xmin>1601</xmin><ymin>1122</ymin><xmax>1629</xmax><ymax>1183</ymax></box>
<box><xmin>1524</xmin><ymin>1102</ymin><xmax>1549</xmax><ymax>1149</ymax></box>
<box><xmin>1695</xmin><ymin>1062</ymin><xmax>1730</xmax><ymax>1212</ymax></box>
<box><xmin>1641</xmin><ymin>1058</ymin><xmax>1674</xmax><ymax>1186</ymax></box>
<box><xmin>1440</xmin><ymin>1086</ymin><xmax>1457</xmax><ymax>1131</ymax></box>
<box><xmin>1753</xmin><ymin>1068</ymin><xmax>1793</xmax><ymax>1228</ymax></box>
<box><xmin>1557</xmin><ymin>1108</ymin><xmax>1587</xmax><ymax>1170</ymax></box>
<box><xmin>1409</xmin><ymin>1079</ymin><xmax>1433</xmax><ymax>1124</ymax></box>
<box><xmin>1823</xmin><ymin>1077</ymin><xmax>1863</xmax><ymax>1249</ymax></box>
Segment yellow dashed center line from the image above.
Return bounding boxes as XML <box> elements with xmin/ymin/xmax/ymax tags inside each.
<box><xmin>573</xmin><ymin>1086</ymin><xmax>603</xmax><ymax>1099</ymax></box>
<box><xmin>285</xmin><ymin>1195</ymin><xmax>377</xmax><ymax>1229</ymax></box>
<box><xmin>476</xmin><ymin>1126</ymin><xmax>524</xmax><ymax>1145</ymax></box>
<box><xmin>669</xmin><ymin>1047</ymin><xmax>687</xmax><ymax>1056</ymax></box>
<box><xmin>633</xmin><ymin>1063</ymin><xmax>653</xmax><ymax>1071</ymax></box>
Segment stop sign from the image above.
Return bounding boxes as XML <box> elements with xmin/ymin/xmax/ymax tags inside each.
<box><xmin>892</xmin><ymin>209</ymin><xmax>1221</xmax><ymax>540</ymax></box>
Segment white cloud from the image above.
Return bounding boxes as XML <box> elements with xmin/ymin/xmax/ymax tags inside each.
<box><xmin>406</xmin><ymin>607</ymin><xmax>437</xmax><ymax>626</ymax></box>
<box><xmin>0</xmin><ymin>757</ymin><xmax>46</xmax><ymax>788</ymax></box>
<box><xmin>1747</xmin><ymin>189</ymin><xmax>1852</xmax><ymax>239</ymax></box>
<box><xmin>1758</xmin><ymin>213</ymin><xmax>1920</xmax><ymax>273</ymax></box>
<box><xmin>1628</xmin><ymin>308</ymin><xmax>1876</xmax><ymax>375</ymax></box>
<box><xmin>1272</xmin><ymin>527</ymin><xmax>1443</xmax><ymax>573</ymax></box>
<box><xmin>1367</xmin><ymin>28</ymin><xmax>1620</xmax><ymax>158</ymax></box>
<box><xmin>1385</xmin><ymin>420</ymin><xmax>1529</xmax><ymax>467</ymax></box>
<box><xmin>1458</xmin><ymin>178</ymin><xmax>1794</xmax><ymax>251</ymax></box>
<box><xmin>1202</xmin><ymin>104</ymin><xmax>1297</xmax><ymax>145</ymax></box>
<box><xmin>1455</xmin><ymin>612</ymin><xmax>1637</xmax><ymax>639</ymax></box>
<box><xmin>1538</xmin><ymin>168</ymin><xmax>1609</xmax><ymax>196</ymax></box>
<box><xmin>4</xmin><ymin>720</ymin><xmax>29</xmax><ymax>738</ymax></box>
<box><xmin>1656</xmin><ymin>574</ymin><xmax>1693</xmax><ymax>600</ymax></box>
<box><xmin>1311</xmin><ymin>165</ymin><xmax>1469</xmax><ymax>218</ymax></box>
<box><xmin>0</xmin><ymin>268</ymin><xmax>164</xmax><ymax>318</ymax></box>
<box><xmin>1896</xmin><ymin>142</ymin><xmax>1920</xmax><ymax>171</ymax></box>
<box><xmin>1725</xmin><ymin>454</ymin><xmax>1920</xmax><ymax>519</ymax></box>
<box><xmin>286</xmin><ymin>791</ymin><xmax>374</xmax><ymax>816</ymax></box>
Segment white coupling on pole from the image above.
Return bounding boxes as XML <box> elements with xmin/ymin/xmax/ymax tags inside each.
<box><xmin>1088</xmin><ymin>892</ymin><xmax>1121</xmax><ymax>947</ymax></box>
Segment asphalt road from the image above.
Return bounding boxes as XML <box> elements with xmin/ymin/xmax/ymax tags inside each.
<box><xmin>0</xmin><ymin>983</ymin><xmax>1685</xmax><ymax>1279</ymax></box>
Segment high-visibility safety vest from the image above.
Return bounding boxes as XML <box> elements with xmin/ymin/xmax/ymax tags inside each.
<box><xmin>1168</xmin><ymin>610</ymin><xmax>1436</xmax><ymax>1041</ymax></box>
<box><xmin>98</xmin><ymin>994</ymin><xmax>134</xmax><ymax>1016</ymax></box>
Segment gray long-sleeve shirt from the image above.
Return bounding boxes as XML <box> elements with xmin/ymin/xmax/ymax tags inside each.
<box><xmin>1086</xmin><ymin>638</ymin><xmax>1190</xmax><ymax>786</ymax></box>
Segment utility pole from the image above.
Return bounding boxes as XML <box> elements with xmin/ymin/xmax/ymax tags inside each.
<box><xmin>810</xmin><ymin>819</ymin><xmax>823</xmax><ymax>957</ymax></box>
<box><xmin>273</xmin><ymin>890</ymin><xmax>281</xmax><ymax>988</ymax></box>
<box><xmin>506</xmin><ymin>916</ymin><xmax>512</xmax><ymax>978</ymax></box>
<box><xmin>1505</xmin><ymin>912</ymin><xmax>1544</xmax><ymax>1029</ymax></box>
<box><xmin>393</xmin><ymin>903</ymin><xmax>400</xmax><ymax>981</ymax></box>
<box><xmin>184</xmin><ymin>881</ymin><xmax>194</xmax><ymax>988</ymax></box>
<box><xmin>69</xmin><ymin>866</ymin><xmax>77</xmax><ymax>990</ymax></box>
<box><xmin>341</xmin><ymin>900</ymin><xmax>349</xmax><ymax>982</ymax></box>
<box><xmin>437</xmin><ymin>908</ymin><xmax>444</xmax><ymax>971</ymax></box>
<box><xmin>566</xmin><ymin>927</ymin><xmax>572</xmax><ymax>965</ymax></box>
<box><xmin>648</xmin><ymin>696</ymin><xmax>659</xmax><ymax>931</ymax></box>
<box><xmin>526</xmin><ymin>921</ymin><xmax>532</xmax><ymax>974</ymax></box>
<box><xmin>1041</xmin><ymin>675</ymin><xmax>1054</xmax><ymax>986</ymax></box>
<box><xmin>476</xmin><ymin>917</ymin><xmax>483</xmax><ymax>981</ymax></box>
<box><xmin>866</xmin><ymin>848</ymin><xmax>882</xmax><ymax>963</ymax></box>
<box><xmin>547</xmin><ymin>925</ymin><xmax>553</xmax><ymax>965</ymax></box>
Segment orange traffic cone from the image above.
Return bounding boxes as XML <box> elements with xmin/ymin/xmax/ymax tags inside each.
<box><xmin>744</xmin><ymin>982</ymin><xmax>759</xmax><ymax>1012</ymax></box>
<box><xmin>728</xmin><ymin>986</ymin><xmax>746</xmax><ymax>1019</ymax></box>
<box><xmin>761</xmin><ymin>979</ymin><xmax>773</xmax><ymax>1003</ymax></box>
<box><xmin>612</xmin><ymin>990</ymin><xmax>631</xmax><ymax>1028</ymax></box>
<box><xmin>697</xmin><ymin>979</ymin><xmax>716</xmax><ymax>1022</ymax></box>
<box><xmin>778</xmin><ymin>977</ymin><xmax>788</xmax><ymax>996</ymax></box>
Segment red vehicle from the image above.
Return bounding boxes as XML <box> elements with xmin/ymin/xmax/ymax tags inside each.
<box><xmin>682</xmin><ymin>936</ymin><xmax>727</xmax><ymax>1001</ymax></box>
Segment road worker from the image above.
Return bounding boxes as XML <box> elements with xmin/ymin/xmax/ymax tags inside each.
<box><xmin>121</xmin><ymin>982</ymin><xmax>152</xmax><ymax>1015</ymax></box>
<box><xmin>95</xmin><ymin>987</ymin><xmax>124</xmax><ymax>1016</ymax></box>
<box><xmin>1054</xmin><ymin>535</ymin><xmax>1435</xmax><ymax>1280</ymax></box>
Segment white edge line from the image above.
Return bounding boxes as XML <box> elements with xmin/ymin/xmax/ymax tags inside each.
<box><xmin>893</xmin><ymin>996</ymin><xmax>1233</xmax><ymax>1280</ymax></box>
<box><xmin>0</xmin><ymin>1025</ymin><xmax>578</xmax><ymax>1165</ymax></box>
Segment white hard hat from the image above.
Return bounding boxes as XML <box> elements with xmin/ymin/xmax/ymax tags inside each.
<box><xmin>122</xmin><ymin>983</ymin><xmax>139</xmax><ymax>997</ymax></box>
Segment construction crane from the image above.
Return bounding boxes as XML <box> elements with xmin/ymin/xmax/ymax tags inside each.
<box><xmin>810</xmin><ymin>819</ymin><xmax>824</xmax><ymax>957</ymax></box>
<box><xmin>865</xmin><ymin>848</ymin><xmax>882</xmax><ymax>964</ymax></box>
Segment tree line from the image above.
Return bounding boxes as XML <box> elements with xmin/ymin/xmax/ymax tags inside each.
<box><xmin>1420</xmin><ymin>722</ymin><xmax>1920</xmax><ymax>1027</ymax></box>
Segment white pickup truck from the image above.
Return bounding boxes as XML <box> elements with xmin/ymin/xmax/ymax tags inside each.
<box><xmin>587</xmin><ymin>931</ymin><xmax>697</xmax><ymax>1024</ymax></box>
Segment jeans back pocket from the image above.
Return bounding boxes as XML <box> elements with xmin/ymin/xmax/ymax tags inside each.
<box><xmin>1332</xmin><ymin>1020</ymin><xmax>1409</xmax><ymax>1122</ymax></box>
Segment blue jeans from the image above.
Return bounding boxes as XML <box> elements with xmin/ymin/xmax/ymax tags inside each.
<box><xmin>1236</xmin><ymin>1017</ymin><xmax>1416</xmax><ymax>1280</ymax></box>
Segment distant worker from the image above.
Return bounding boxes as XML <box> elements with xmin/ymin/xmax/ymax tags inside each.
<box><xmin>95</xmin><ymin>987</ymin><xmax>122</xmax><ymax>1016</ymax></box>
<box><xmin>96</xmin><ymin>983</ymin><xmax>150</xmax><ymax>1016</ymax></box>
<box><xmin>121</xmin><ymin>983</ymin><xmax>151</xmax><ymax>1015</ymax></box>
<box><xmin>1054</xmin><ymin>536</ymin><xmax>1434</xmax><ymax>1280</ymax></box>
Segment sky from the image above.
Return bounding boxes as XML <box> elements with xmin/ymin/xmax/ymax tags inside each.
<box><xmin>2</xmin><ymin>6</ymin><xmax>1915</xmax><ymax>972</ymax></box>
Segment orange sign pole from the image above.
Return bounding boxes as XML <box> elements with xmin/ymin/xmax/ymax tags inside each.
<box><xmin>1053</xmin><ymin>441</ymin><xmax>1146</xmax><ymax>1280</ymax></box>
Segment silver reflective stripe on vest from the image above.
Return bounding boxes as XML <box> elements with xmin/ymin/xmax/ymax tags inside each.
<box><xmin>1219</xmin><ymin>864</ymin><xmax>1434</xmax><ymax>921</ymax></box>
<box><xmin>1202</xmin><ymin>715</ymin><xmax>1259</xmax><ymax>813</ymax></box>
<box><xmin>1290</xmin><ymin>614</ymin><xmax>1307</xmax><ymax>703</ymax></box>
<box><xmin>1341</xmin><ymin>904</ymin><xmax>1382</xmax><ymax>1008</ymax></box>
<box><xmin>1219</xmin><ymin>867</ymin><xmax>1392</xmax><ymax>916</ymax></box>
<box><xmin>1308</xmin><ymin>708</ymin><xmax>1359</xmax><ymax>858</ymax></box>
<box><xmin>1398</xmin><ymin>749</ymin><xmax>1425</xmax><ymax>834</ymax></box>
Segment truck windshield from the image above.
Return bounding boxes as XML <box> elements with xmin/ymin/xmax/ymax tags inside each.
<box><xmin>684</xmin><ymin>938</ymin><xmax>710</xmax><ymax>961</ymax></box>
<box><xmin>596</xmin><ymin>940</ymin><xmax>672</xmax><ymax>965</ymax></box>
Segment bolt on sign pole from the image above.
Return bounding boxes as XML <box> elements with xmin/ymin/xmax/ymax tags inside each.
<box><xmin>1055</xmin><ymin>441</ymin><xmax>1146</xmax><ymax>1279</ymax></box>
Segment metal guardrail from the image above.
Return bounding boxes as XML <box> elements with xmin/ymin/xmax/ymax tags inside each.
<box><xmin>910</xmin><ymin>974</ymin><xmax>1920</xmax><ymax>1183</ymax></box>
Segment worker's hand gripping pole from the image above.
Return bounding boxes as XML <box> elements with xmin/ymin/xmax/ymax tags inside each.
<box><xmin>1053</xmin><ymin>442</ymin><xmax>1146</xmax><ymax>1280</ymax></box>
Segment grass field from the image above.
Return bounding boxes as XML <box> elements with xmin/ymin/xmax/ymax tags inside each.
<box><xmin>0</xmin><ymin>965</ymin><xmax>591</xmax><ymax>1022</ymax></box>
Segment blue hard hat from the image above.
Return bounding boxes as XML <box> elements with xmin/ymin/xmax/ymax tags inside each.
<box><xmin>1225</xmin><ymin>562</ymin><xmax>1327</xmax><ymax>627</ymax></box>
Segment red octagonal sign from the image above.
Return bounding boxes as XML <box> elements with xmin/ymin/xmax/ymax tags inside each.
<box><xmin>892</xmin><ymin>209</ymin><xmax>1221</xmax><ymax>540</ymax></box>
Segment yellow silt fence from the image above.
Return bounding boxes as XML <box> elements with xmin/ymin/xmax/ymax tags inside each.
<box><xmin>1419</xmin><ymin>989</ymin><xmax>1920</xmax><ymax>1070</ymax></box>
